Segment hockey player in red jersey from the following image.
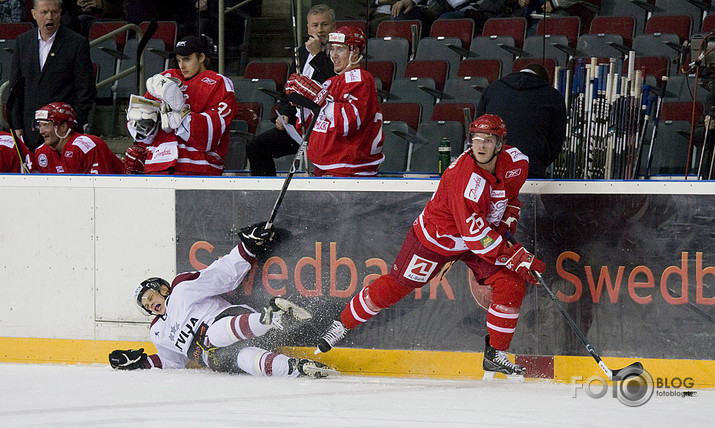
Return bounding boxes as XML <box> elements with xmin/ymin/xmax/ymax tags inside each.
<box><xmin>0</xmin><ymin>132</ymin><xmax>36</xmax><ymax>173</ymax></box>
<box><xmin>109</xmin><ymin>223</ymin><xmax>335</xmax><ymax>378</ymax></box>
<box><xmin>284</xmin><ymin>26</ymin><xmax>384</xmax><ymax>176</ymax></box>
<box><xmin>124</xmin><ymin>35</ymin><xmax>238</xmax><ymax>175</ymax></box>
<box><xmin>33</xmin><ymin>102</ymin><xmax>124</xmax><ymax>174</ymax></box>
<box><xmin>316</xmin><ymin>114</ymin><xmax>546</xmax><ymax>380</ymax></box>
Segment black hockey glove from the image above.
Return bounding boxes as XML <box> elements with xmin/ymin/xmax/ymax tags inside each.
<box><xmin>239</xmin><ymin>222</ymin><xmax>278</xmax><ymax>255</ymax></box>
<box><xmin>109</xmin><ymin>348</ymin><xmax>148</xmax><ymax>370</ymax></box>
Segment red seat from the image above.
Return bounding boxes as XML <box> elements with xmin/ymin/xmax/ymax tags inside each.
<box><xmin>482</xmin><ymin>17</ymin><xmax>527</xmax><ymax>48</ymax></box>
<box><xmin>0</xmin><ymin>22</ymin><xmax>32</xmax><ymax>39</ymax></box>
<box><xmin>140</xmin><ymin>21</ymin><xmax>177</xmax><ymax>51</ymax></box>
<box><xmin>589</xmin><ymin>15</ymin><xmax>636</xmax><ymax>48</ymax></box>
<box><xmin>380</xmin><ymin>102</ymin><xmax>421</xmax><ymax>131</ymax></box>
<box><xmin>429</xmin><ymin>18</ymin><xmax>475</xmax><ymax>50</ymax></box>
<box><xmin>404</xmin><ymin>60</ymin><xmax>448</xmax><ymax>92</ymax></box>
<box><xmin>335</xmin><ymin>20</ymin><xmax>367</xmax><ymax>35</ymax></box>
<box><xmin>703</xmin><ymin>14</ymin><xmax>715</xmax><ymax>33</ymax></box>
<box><xmin>645</xmin><ymin>15</ymin><xmax>692</xmax><ymax>44</ymax></box>
<box><xmin>457</xmin><ymin>59</ymin><xmax>501</xmax><ymax>82</ymax></box>
<box><xmin>377</xmin><ymin>19</ymin><xmax>421</xmax><ymax>54</ymax></box>
<box><xmin>659</xmin><ymin>101</ymin><xmax>703</xmax><ymax>123</ymax></box>
<box><xmin>623</xmin><ymin>56</ymin><xmax>669</xmax><ymax>85</ymax></box>
<box><xmin>365</xmin><ymin>60</ymin><xmax>395</xmax><ymax>92</ymax></box>
<box><xmin>244</xmin><ymin>61</ymin><xmax>290</xmax><ymax>92</ymax></box>
<box><xmin>512</xmin><ymin>58</ymin><xmax>556</xmax><ymax>84</ymax></box>
<box><xmin>88</xmin><ymin>21</ymin><xmax>129</xmax><ymax>52</ymax></box>
<box><xmin>431</xmin><ymin>102</ymin><xmax>475</xmax><ymax>123</ymax></box>
<box><xmin>234</xmin><ymin>102</ymin><xmax>261</xmax><ymax>134</ymax></box>
<box><xmin>537</xmin><ymin>16</ymin><xmax>581</xmax><ymax>48</ymax></box>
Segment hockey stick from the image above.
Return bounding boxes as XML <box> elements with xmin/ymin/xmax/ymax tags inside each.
<box><xmin>4</xmin><ymin>77</ymin><xmax>28</xmax><ymax>173</ymax></box>
<box><xmin>532</xmin><ymin>270</ymin><xmax>644</xmax><ymax>381</ymax></box>
<box><xmin>505</xmin><ymin>234</ymin><xmax>644</xmax><ymax>381</ymax></box>
<box><xmin>264</xmin><ymin>98</ymin><xmax>320</xmax><ymax>230</ymax></box>
<box><xmin>136</xmin><ymin>20</ymin><xmax>158</xmax><ymax>94</ymax></box>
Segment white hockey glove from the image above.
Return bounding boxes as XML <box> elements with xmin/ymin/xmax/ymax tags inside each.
<box><xmin>160</xmin><ymin>102</ymin><xmax>191</xmax><ymax>136</ymax></box>
<box><xmin>126</xmin><ymin>95</ymin><xmax>161</xmax><ymax>141</ymax></box>
<box><xmin>146</xmin><ymin>74</ymin><xmax>185</xmax><ymax>111</ymax></box>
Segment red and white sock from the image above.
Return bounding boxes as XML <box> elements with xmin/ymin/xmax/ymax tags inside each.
<box><xmin>486</xmin><ymin>304</ymin><xmax>519</xmax><ymax>351</ymax></box>
<box><xmin>206</xmin><ymin>313</ymin><xmax>271</xmax><ymax>348</ymax></box>
<box><xmin>340</xmin><ymin>287</ymin><xmax>380</xmax><ymax>329</ymax></box>
<box><xmin>236</xmin><ymin>347</ymin><xmax>296</xmax><ymax>377</ymax></box>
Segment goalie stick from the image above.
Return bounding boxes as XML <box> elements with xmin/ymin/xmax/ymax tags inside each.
<box><xmin>506</xmin><ymin>234</ymin><xmax>644</xmax><ymax>381</ymax></box>
<box><xmin>136</xmin><ymin>20</ymin><xmax>158</xmax><ymax>94</ymax></box>
<box><xmin>4</xmin><ymin>77</ymin><xmax>29</xmax><ymax>173</ymax></box>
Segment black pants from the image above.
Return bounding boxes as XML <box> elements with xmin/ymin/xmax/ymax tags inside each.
<box><xmin>245</xmin><ymin>127</ymin><xmax>299</xmax><ymax>176</ymax></box>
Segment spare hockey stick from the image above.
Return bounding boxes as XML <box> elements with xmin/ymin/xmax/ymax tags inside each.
<box><xmin>4</xmin><ymin>77</ymin><xmax>28</xmax><ymax>173</ymax></box>
<box><xmin>264</xmin><ymin>96</ymin><xmax>320</xmax><ymax>229</ymax></box>
<box><xmin>505</xmin><ymin>234</ymin><xmax>643</xmax><ymax>380</ymax></box>
<box><xmin>136</xmin><ymin>19</ymin><xmax>158</xmax><ymax>93</ymax></box>
<box><xmin>531</xmin><ymin>271</ymin><xmax>644</xmax><ymax>380</ymax></box>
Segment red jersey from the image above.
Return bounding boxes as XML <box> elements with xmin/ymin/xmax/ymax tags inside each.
<box><xmin>413</xmin><ymin>146</ymin><xmax>529</xmax><ymax>265</ymax></box>
<box><xmin>139</xmin><ymin>69</ymin><xmax>239</xmax><ymax>175</ymax></box>
<box><xmin>0</xmin><ymin>132</ymin><xmax>36</xmax><ymax>173</ymax></box>
<box><xmin>307</xmin><ymin>68</ymin><xmax>384</xmax><ymax>176</ymax></box>
<box><xmin>35</xmin><ymin>132</ymin><xmax>124</xmax><ymax>174</ymax></box>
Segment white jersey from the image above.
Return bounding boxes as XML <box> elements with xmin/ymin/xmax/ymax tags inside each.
<box><xmin>148</xmin><ymin>244</ymin><xmax>255</xmax><ymax>369</ymax></box>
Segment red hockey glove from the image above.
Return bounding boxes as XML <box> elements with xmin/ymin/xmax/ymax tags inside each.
<box><xmin>124</xmin><ymin>144</ymin><xmax>148</xmax><ymax>174</ymax></box>
<box><xmin>497</xmin><ymin>243</ymin><xmax>546</xmax><ymax>285</ymax></box>
<box><xmin>494</xmin><ymin>201</ymin><xmax>521</xmax><ymax>236</ymax></box>
<box><xmin>284</xmin><ymin>73</ymin><xmax>329</xmax><ymax>107</ymax></box>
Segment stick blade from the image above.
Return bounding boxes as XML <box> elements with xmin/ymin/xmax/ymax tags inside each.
<box><xmin>611</xmin><ymin>361</ymin><xmax>644</xmax><ymax>381</ymax></box>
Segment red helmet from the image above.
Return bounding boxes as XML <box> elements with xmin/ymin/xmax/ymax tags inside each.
<box><xmin>469</xmin><ymin>114</ymin><xmax>506</xmax><ymax>139</ymax></box>
<box><xmin>35</xmin><ymin>102</ymin><xmax>76</xmax><ymax>129</ymax></box>
<box><xmin>329</xmin><ymin>26</ymin><xmax>366</xmax><ymax>52</ymax></box>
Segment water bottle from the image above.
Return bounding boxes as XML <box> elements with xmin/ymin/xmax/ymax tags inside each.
<box><xmin>438</xmin><ymin>137</ymin><xmax>451</xmax><ymax>175</ymax></box>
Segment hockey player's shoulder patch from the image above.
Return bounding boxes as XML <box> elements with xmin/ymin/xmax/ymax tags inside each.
<box><xmin>344</xmin><ymin>68</ymin><xmax>363</xmax><ymax>84</ymax></box>
<box><xmin>505</xmin><ymin>146</ymin><xmax>529</xmax><ymax>163</ymax></box>
<box><xmin>0</xmin><ymin>134</ymin><xmax>14</xmax><ymax>148</ymax></box>
<box><xmin>464</xmin><ymin>172</ymin><xmax>487</xmax><ymax>203</ymax></box>
<box><xmin>71</xmin><ymin>135</ymin><xmax>97</xmax><ymax>154</ymax></box>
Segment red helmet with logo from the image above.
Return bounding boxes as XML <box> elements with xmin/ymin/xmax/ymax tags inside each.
<box><xmin>329</xmin><ymin>26</ymin><xmax>367</xmax><ymax>52</ymax></box>
<box><xmin>35</xmin><ymin>102</ymin><xmax>76</xmax><ymax>129</ymax></box>
<box><xmin>469</xmin><ymin>114</ymin><xmax>507</xmax><ymax>139</ymax></box>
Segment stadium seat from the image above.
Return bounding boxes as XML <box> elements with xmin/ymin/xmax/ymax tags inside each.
<box><xmin>482</xmin><ymin>17</ymin><xmax>527</xmax><ymax>48</ymax></box>
<box><xmin>380</xmin><ymin>102</ymin><xmax>421</xmax><ymax>131</ymax></box>
<box><xmin>662</xmin><ymin>74</ymin><xmax>710</xmax><ymax>103</ymax></box>
<box><xmin>632</xmin><ymin>33</ymin><xmax>682</xmax><ymax>74</ymax></box>
<box><xmin>652</xmin><ymin>0</ymin><xmax>705</xmax><ymax>33</ymax></box>
<box><xmin>589</xmin><ymin>15</ymin><xmax>636</xmax><ymax>48</ymax></box>
<box><xmin>365</xmin><ymin>60</ymin><xmax>395</xmax><ymax>92</ymax></box>
<box><xmin>234</xmin><ymin>101</ymin><xmax>262</xmax><ymax>135</ymax></box>
<box><xmin>0</xmin><ymin>39</ymin><xmax>16</xmax><ymax>83</ymax></box>
<box><xmin>414</xmin><ymin>37</ymin><xmax>463</xmax><ymax>78</ymax></box>
<box><xmin>457</xmin><ymin>59</ymin><xmax>501</xmax><ymax>82</ymax></box>
<box><xmin>610</xmin><ymin>0</ymin><xmax>651</xmax><ymax>34</ymax></box>
<box><xmin>367</xmin><ymin>37</ymin><xmax>410</xmax><ymax>79</ymax></box>
<box><xmin>659</xmin><ymin>101</ymin><xmax>703</xmax><ymax>123</ymax></box>
<box><xmin>469</xmin><ymin>36</ymin><xmax>518</xmax><ymax>78</ymax></box>
<box><xmin>385</xmin><ymin>77</ymin><xmax>437</xmax><ymax>123</ymax></box>
<box><xmin>429</xmin><ymin>18</ymin><xmax>475</xmax><ymax>50</ymax></box>
<box><xmin>115</xmin><ymin>38</ymin><xmax>165</xmax><ymax>98</ymax></box>
<box><xmin>703</xmin><ymin>14</ymin><xmax>715</xmax><ymax>33</ymax></box>
<box><xmin>522</xmin><ymin>35</ymin><xmax>572</xmax><ymax>67</ymax></box>
<box><xmin>376</xmin><ymin>19</ymin><xmax>422</xmax><ymax>57</ymax></box>
<box><xmin>639</xmin><ymin>120</ymin><xmax>692</xmax><ymax>175</ymax></box>
<box><xmin>409</xmin><ymin>121</ymin><xmax>465</xmax><ymax>172</ymax></box>
<box><xmin>380</xmin><ymin>121</ymin><xmax>411</xmax><ymax>173</ymax></box>
<box><xmin>404</xmin><ymin>60</ymin><xmax>448</xmax><ymax>92</ymax></box>
<box><xmin>430</xmin><ymin>102</ymin><xmax>475</xmax><ymax>125</ymax></box>
<box><xmin>623</xmin><ymin>56</ymin><xmax>670</xmax><ymax>86</ymax></box>
<box><xmin>335</xmin><ymin>20</ymin><xmax>367</xmax><ymax>34</ymax></box>
<box><xmin>644</xmin><ymin>15</ymin><xmax>692</xmax><ymax>44</ymax></box>
<box><xmin>0</xmin><ymin>22</ymin><xmax>32</xmax><ymax>39</ymax></box>
<box><xmin>139</xmin><ymin>21</ymin><xmax>177</xmax><ymax>51</ymax></box>
<box><xmin>231</xmin><ymin>77</ymin><xmax>279</xmax><ymax>121</ymax></box>
<box><xmin>88</xmin><ymin>21</ymin><xmax>128</xmax><ymax>53</ymax></box>
<box><xmin>576</xmin><ymin>33</ymin><xmax>627</xmax><ymax>59</ymax></box>
<box><xmin>537</xmin><ymin>16</ymin><xmax>581</xmax><ymax>48</ymax></box>
<box><xmin>90</xmin><ymin>38</ymin><xmax>120</xmax><ymax>99</ymax></box>
<box><xmin>243</xmin><ymin>60</ymin><xmax>290</xmax><ymax>92</ymax></box>
<box><xmin>442</xmin><ymin>77</ymin><xmax>488</xmax><ymax>103</ymax></box>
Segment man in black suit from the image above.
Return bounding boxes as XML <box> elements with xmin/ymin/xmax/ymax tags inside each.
<box><xmin>9</xmin><ymin>0</ymin><xmax>96</xmax><ymax>151</ymax></box>
<box><xmin>245</xmin><ymin>4</ymin><xmax>336</xmax><ymax>176</ymax></box>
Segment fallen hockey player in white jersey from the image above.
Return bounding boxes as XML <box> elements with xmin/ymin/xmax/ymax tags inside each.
<box><xmin>109</xmin><ymin>222</ymin><xmax>335</xmax><ymax>378</ymax></box>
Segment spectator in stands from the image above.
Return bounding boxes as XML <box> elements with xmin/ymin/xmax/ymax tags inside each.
<box><xmin>390</xmin><ymin>0</ymin><xmax>518</xmax><ymax>34</ymax></box>
<box><xmin>475</xmin><ymin>63</ymin><xmax>566</xmax><ymax>178</ymax></box>
<box><xmin>9</xmin><ymin>0</ymin><xmax>96</xmax><ymax>152</ymax></box>
<box><xmin>124</xmin><ymin>35</ymin><xmax>238</xmax><ymax>175</ymax></box>
<box><xmin>0</xmin><ymin>0</ymin><xmax>25</xmax><ymax>22</ymax></box>
<box><xmin>517</xmin><ymin>0</ymin><xmax>579</xmax><ymax>35</ymax></box>
<box><xmin>246</xmin><ymin>4</ymin><xmax>336</xmax><ymax>176</ymax></box>
<box><xmin>368</xmin><ymin>0</ymin><xmax>421</xmax><ymax>37</ymax></box>
<box><xmin>285</xmin><ymin>26</ymin><xmax>384</xmax><ymax>177</ymax></box>
<box><xmin>71</xmin><ymin>0</ymin><xmax>126</xmax><ymax>37</ymax></box>
<box><xmin>33</xmin><ymin>102</ymin><xmax>125</xmax><ymax>174</ymax></box>
<box><xmin>0</xmin><ymin>132</ymin><xmax>37</xmax><ymax>173</ymax></box>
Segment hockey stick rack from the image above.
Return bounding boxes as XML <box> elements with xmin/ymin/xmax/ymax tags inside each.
<box><xmin>532</xmin><ymin>270</ymin><xmax>644</xmax><ymax>381</ymax></box>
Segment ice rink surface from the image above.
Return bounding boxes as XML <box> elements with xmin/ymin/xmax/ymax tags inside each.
<box><xmin>0</xmin><ymin>363</ymin><xmax>710</xmax><ymax>427</ymax></box>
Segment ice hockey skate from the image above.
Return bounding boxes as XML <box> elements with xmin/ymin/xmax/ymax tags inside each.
<box><xmin>482</xmin><ymin>335</ymin><xmax>525</xmax><ymax>383</ymax></box>
<box><xmin>260</xmin><ymin>297</ymin><xmax>312</xmax><ymax>330</ymax></box>
<box><xmin>290</xmin><ymin>358</ymin><xmax>339</xmax><ymax>378</ymax></box>
<box><xmin>315</xmin><ymin>320</ymin><xmax>348</xmax><ymax>354</ymax></box>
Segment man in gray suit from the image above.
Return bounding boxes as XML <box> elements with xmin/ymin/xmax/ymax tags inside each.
<box><xmin>9</xmin><ymin>0</ymin><xmax>96</xmax><ymax>151</ymax></box>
